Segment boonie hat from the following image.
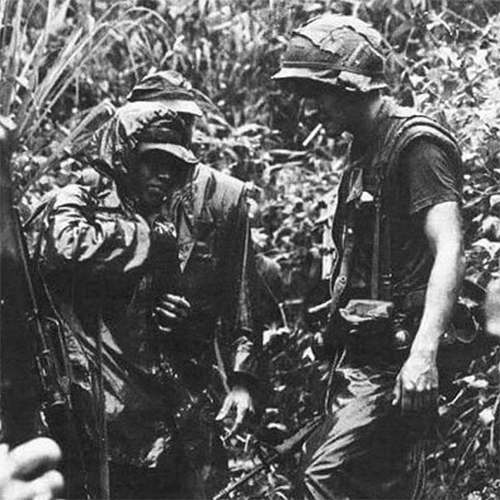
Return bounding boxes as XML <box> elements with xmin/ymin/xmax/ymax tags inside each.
<box><xmin>128</xmin><ymin>70</ymin><xmax>203</xmax><ymax>117</ymax></box>
<box><xmin>117</xmin><ymin>101</ymin><xmax>198</xmax><ymax>164</ymax></box>
<box><xmin>272</xmin><ymin>14</ymin><xmax>388</xmax><ymax>93</ymax></box>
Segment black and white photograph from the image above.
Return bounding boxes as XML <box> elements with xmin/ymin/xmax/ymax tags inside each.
<box><xmin>0</xmin><ymin>1</ymin><xmax>499</xmax><ymax>499</ymax></box>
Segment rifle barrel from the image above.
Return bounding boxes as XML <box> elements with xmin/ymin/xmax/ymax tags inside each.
<box><xmin>213</xmin><ymin>462</ymin><xmax>268</xmax><ymax>500</ymax></box>
<box><xmin>212</xmin><ymin>415</ymin><xmax>324</xmax><ymax>500</ymax></box>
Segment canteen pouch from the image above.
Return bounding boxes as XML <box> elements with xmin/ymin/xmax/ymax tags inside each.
<box><xmin>339</xmin><ymin>299</ymin><xmax>394</xmax><ymax>325</ymax></box>
<box><xmin>339</xmin><ymin>299</ymin><xmax>417</xmax><ymax>358</ymax></box>
<box><xmin>339</xmin><ymin>300</ymin><xmax>395</xmax><ymax>355</ymax></box>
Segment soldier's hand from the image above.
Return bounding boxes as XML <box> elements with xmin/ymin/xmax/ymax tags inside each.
<box><xmin>216</xmin><ymin>386</ymin><xmax>255</xmax><ymax>438</ymax></box>
<box><xmin>0</xmin><ymin>438</ymin><xmax>64</xmax><ymax>500</ymax></box>
<box><xmin>154</xmin><ymin>294</ymin><xmax>191</xmax><ymax>334</ymax></box>
<box><xmin>392</xmin><ymin>351</ymin><xmax>439</xmax><ymax>413</ymax></box>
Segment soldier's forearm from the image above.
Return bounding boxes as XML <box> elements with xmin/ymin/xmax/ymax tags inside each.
<box><xmin>232</xmin><ymin>338</ymin><xmax>259</xmax><ymax>382</ymax></box>
<box><xmin>408</xmin><ymin>201</ymin><xmax>464</xmax><ymax>360</ymax></box>
<box><xmin>410</xmin><ymin>241</ymin><xmax>465</xmax><ymax>359</ymax></box>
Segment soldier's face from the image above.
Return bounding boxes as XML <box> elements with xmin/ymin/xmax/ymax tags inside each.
<box><xmin>305</xmin><ymin>91</ymin><xmax>351</xmax><ymax>137</ymax></box>
<box><xmin>133</xmin><ymin>150</ymin><xmax>190</xmax><ymax>208</ymax></box>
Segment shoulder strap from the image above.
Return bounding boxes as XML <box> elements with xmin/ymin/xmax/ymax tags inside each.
<box><xmin>372</xmin><ymin>114</ymin><xmax>461</xmax><ymax>300</ymax></box>
<box><xmin>370</xmin><ymin>117</ymin><xmax>402</xmax><ymax>300</ymax></box>
<box><xmin>328</xmin><ymin>166</ymin><xmax>360</xmax><ymax>317</ymax></box>
<box><xmin>378</xmin><ymin>114</ymin><xmax>461</xmax><ymax>202</ymax></box>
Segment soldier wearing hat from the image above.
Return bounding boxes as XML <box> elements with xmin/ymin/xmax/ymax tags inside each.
<box><xmin>37</xmin><ymin>73</ymin><xmax>262</xmax><ymax>499</ymax></box>
<box><xmin>273</xmin><ymin>14</ymin><xmax>464</xmax><ymax>499</ymax></box>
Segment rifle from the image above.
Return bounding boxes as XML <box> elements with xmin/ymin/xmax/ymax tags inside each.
<box><xmin>0</xmin><ymin>116</ymin><xmax>69</xmax><ymax>445</ymax></box>
<box><xmin>212</xmin><ymin>414</ymin><xmax>324</xmax><ymax>500</ymax></box>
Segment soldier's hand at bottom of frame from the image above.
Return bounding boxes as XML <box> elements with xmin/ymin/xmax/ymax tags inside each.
<box><xmin>154</xmin><ymin>294</ymin><xmax>191</xmax><ymax>334</ymax></box>
<box><xmin>392</xmin><ymin>351</ymin><xmax>439</xmax><ymax>413</ymax></box>
<box><xmin>0</xmin><ymin>438</ymin><xmax>64</xmax><ymax>500</ymax></box>
<box><xmin>216</xmin><ymin>385</ymin><xmax>255</xmax><ymax>438</ymax></box>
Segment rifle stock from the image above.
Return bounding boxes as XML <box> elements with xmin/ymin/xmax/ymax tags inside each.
<box><xmin>0</xmin><ymin>117</ymin><xmax>41</xmax><ymax>445</ymax></box>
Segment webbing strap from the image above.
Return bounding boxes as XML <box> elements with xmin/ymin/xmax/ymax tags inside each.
<box><xmin>94</xmin><ymin>303</ymin><xmax>110</xmax><ymax>500</ymax></box>
<box><xmin>328</xmin><ymin>163</ymin><xmax>360</xmax><ymax>319</ymax></box>
<box><xmin>328</xmin><ymin>203</ymin><xmax>356</xmax><ymax>320</ymax></box>
<box><xmin>370</xmin><ymin>113</ymin><xmax>461</xmax><ymax>300</ymax></box>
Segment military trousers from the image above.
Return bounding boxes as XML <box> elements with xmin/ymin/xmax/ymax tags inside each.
<box><xmin>301</xmin><ymin>345</ymin><xmax>431</xmax><ymax>500</ymax></box>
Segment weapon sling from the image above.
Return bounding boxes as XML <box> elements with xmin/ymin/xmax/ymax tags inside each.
<box><xmin>327</xmin><ymin>163</ymin><xmax>362</xmax><ymax>321</ymax></box>
<box><xmin>323</xmin><ymin>199</ymin><xmax>355</xmax><ymax>412</ymax></box>
<box><xmin>327</xmin><ymin>203</ymin><xmax>356</xmax><ymax>321</ymax></box>
<box><xmin>94</xmin><ymin>300</ymin><xmax>110</xmax><ymax>500</ymax></box>
<box><xmin>371</xmin><ymin>160</ymin><xmax>392</xmax><ymax>301</ymax></box>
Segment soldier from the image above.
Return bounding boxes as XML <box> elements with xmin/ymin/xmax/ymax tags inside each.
<box><xmin>37</xmin><ymin>80</ymin><xmax>262</xmax><ymax>498</ymax></box>
<box><xmin>273</xmin><ymin>14</ymin><xmax>464</xmax><ymax>499</ymax></box>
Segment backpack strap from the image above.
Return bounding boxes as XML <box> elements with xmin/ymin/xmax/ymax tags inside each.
<box><xmin>371</xmin><ymin>113</ymin><xmax>461</xmax><ymax>301</ymax></box>
<box><xmin>328</xmin><ymin>165</ymin><xmax>362</xmax><ymax>317</ymax></box>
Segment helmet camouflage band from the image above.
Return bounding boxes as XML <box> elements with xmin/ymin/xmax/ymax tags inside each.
<box><xmin>272</xmin><ymin>14</ymin><xmax>388</xmax><ymax>93</ymax></box>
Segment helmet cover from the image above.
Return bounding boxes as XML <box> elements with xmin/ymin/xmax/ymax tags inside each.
<box><xmin>273</xmin><ymin>14</ymin><xmax>388</xmax><ymax>92</ymax></box>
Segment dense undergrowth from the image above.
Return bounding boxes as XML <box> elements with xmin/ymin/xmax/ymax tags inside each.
<box><xmin>1</xmin><ymin>1</ymin><xmax>499</xmax><ymax>499</ymax></box>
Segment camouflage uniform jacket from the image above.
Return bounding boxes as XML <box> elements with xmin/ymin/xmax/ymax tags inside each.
<box><xmin>39</xmin><ymin>163</ymin><xmax>260</xmax><ymax>467</ymax></box>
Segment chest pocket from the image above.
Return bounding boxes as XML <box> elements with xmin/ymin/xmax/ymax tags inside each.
<box><xmin>177</xmin><ymin>210</ymin><xmax>216</xmax><ymax>270</ymax></box>
<box><xmin>189</xmin><ymin>219</ymin><xmax>219</xmax><ymax>268</ymax></box>
<box><xmin>184</xmin><ymin>222</ymin><xmax>222</xmax><ymax>309</ymax></box>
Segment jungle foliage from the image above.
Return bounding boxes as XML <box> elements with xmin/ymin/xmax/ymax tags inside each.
<box><xmin>1</xmin><ymin>1</ymin><xmax>499</xmax><ymax>499</ymax></box>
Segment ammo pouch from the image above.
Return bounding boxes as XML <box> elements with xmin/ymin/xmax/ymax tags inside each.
<box><xmin>339</xmin><ymin>299</ymin><xmax>394</xmax><ymax>325</ymax></box>
<box><xmin>338</xmin><ymin>299</ymin><xmax>414</xmax><ymax>356</ymax></box>
<box><xmin>338</xmin><ymin>290</ymin><xmax>484</xmax><ymax>356</ymax></box>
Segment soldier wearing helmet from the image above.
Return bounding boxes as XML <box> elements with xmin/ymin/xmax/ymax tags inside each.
<box><xmin>273</xmin><ymin>14</ymin><xmax>464</xmax><ymax>500</ymax></box>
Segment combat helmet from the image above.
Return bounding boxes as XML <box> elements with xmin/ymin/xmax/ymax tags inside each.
<box><xmin>272</xmin><ymin>14</ymin><xmax>388</xmax><ymax>93</ymax></box>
